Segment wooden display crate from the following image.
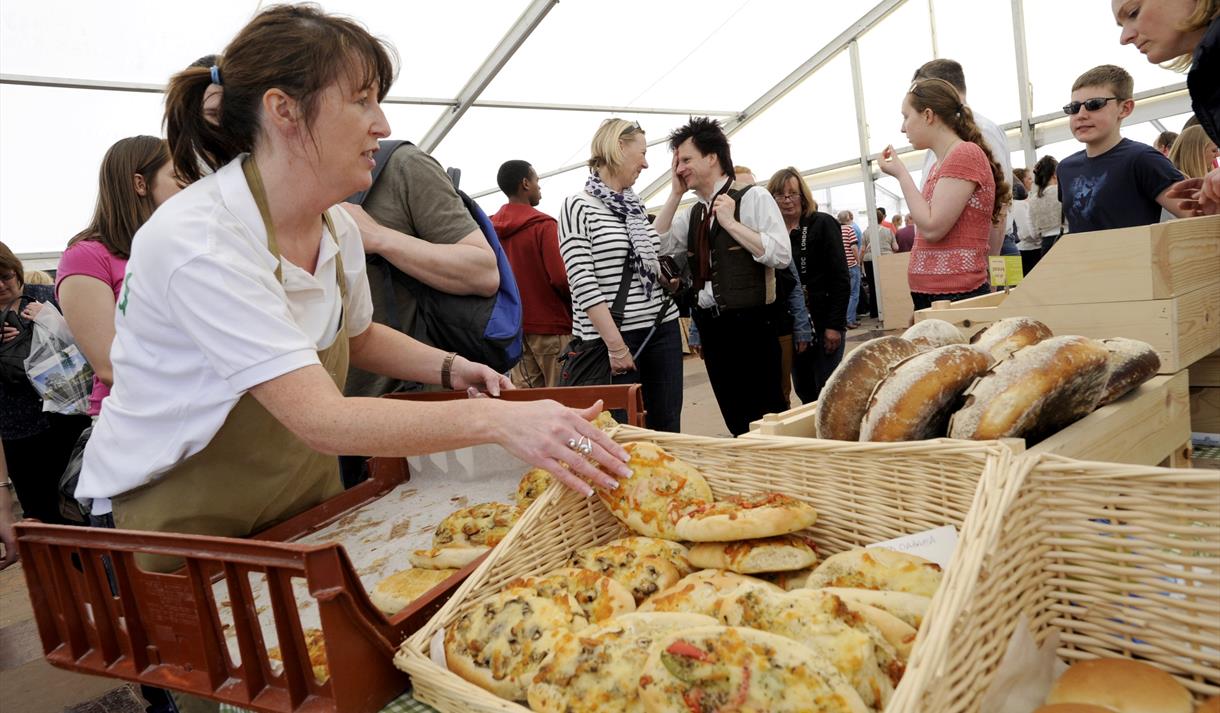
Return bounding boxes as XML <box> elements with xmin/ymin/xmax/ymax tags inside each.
<box><xmin>748</xmin><ymin>371</ymin><xmax>1192</xmax><ymax>467</ymax></box>
<box><xmin>1193</xmin><ymin>349</ymin><xmax>1220</xmax><ymax>434</ymax></box>
<box><xmin>911</xmin><ymin>215</ymin><xmax>1220</xmax><ymax>374</ymax></box>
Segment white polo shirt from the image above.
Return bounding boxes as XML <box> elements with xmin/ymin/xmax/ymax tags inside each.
<box><xmin>78</xmin><ymin>156</ymin><xmax>373</xmax><ymax>506</ymax></box>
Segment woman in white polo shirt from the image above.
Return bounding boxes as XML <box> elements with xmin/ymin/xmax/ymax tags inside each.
<box><xmin>76</xmin><ymin>6</ymin><xmax>629</xmax><ymax>565</ymax></box>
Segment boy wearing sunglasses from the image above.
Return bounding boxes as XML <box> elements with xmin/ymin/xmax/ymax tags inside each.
<box><xmin>1056</xmin><ymin>64</ymin><xmax>1190</xmax><ymax>233</ymax></box>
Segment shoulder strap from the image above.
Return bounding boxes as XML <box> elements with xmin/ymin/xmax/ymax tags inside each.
<box><xmin>345</xmin><ymin>139</ymin><xmax>412</xmax><ymax>205</ymax></box>
<box><xmin>609</xmin><ymin>259</ymin><xmax>634</xmax><ymax>325</ymax></box>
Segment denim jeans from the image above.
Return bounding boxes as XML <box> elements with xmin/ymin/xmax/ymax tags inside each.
<box><xmin>846</xmin><ymin>264</ymin><xmax>862</xmax><ymax>324</ymax></box>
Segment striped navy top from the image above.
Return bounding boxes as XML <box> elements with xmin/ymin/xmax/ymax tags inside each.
<box><xmin>559</xmin><ymin>192</ymin><xmax>678</xmax><ymax>340</ymax></box>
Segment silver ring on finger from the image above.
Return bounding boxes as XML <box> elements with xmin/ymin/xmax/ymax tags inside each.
<box><xmin>566</xmin><ymin>437</ymin><xmax>580</xmax><ymax>451</ymax></box>
<box><xmin>577</xmin><ymin>436</ymin><xmax>593</xmax><ymax>456</ymax></box>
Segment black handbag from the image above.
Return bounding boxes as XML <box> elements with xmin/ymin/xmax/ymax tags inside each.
<box><xmin>0</xmin><ymin>298</ymin><xmax>34</xmax><ymax>387</ymax></box>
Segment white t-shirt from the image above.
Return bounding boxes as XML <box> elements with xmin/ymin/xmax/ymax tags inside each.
<box><xmin>920</xmin><ymin>110</ymin><xmax>1012</xmax><ymax>192</ymax></box>
<box><xmin>78</xmin><ymin>156</ymin><xmax>374</xmax><ymax>505</ymax></box>
<box><xmin>660</xmin><ymin>177</ymin><xmax>792</xmax><ymax>310</ymax></box>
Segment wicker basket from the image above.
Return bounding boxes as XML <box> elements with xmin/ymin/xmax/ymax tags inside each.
<box><xmin>395</xmin><ymin>425</ymin><xmax>1010</xmax><ymax>712</ymax></box>
<box><xmin>894</xmin><ymin>454</ymin><xmax>1220</xmax><ymax>711</ymax></box>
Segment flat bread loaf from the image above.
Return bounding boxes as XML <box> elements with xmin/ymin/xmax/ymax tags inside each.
<box><xmin>408</xmin><ymin>545</ymin><xmax>488</xmax><ymax>570</ymax></box>
<box><xmin>527</xmin><ymin>612</ymin><xmax>718</xmax><ymax>713</ymax></box>
<box><xmin>602</xmin><ymin>536</ymin><xmax>694</xmax><ymax>575</ymax></box>
<box><xmin>1097</xmin><ymin>337</ymin><xmax>1160</xmax><ymax>406</ymax></box>
<box><xmin>638</xmin><ymin>569</ymin><xmax>781</xmax><ymax>616</ymax></box>
<box><xmin>948</xmin><ymin>335</ymin><xmax>1111</xmax><ymax>441</ymax></box>
<box><xmin>268</xmin><ymin>627</ymin><xmax>329</xmax><ymax>683</ymax></box>
<box><xmin>444</xmin><ymin>586</ymin><xmax>589</xmax><ymax>701</ymax></box>
<box><xmin>596</xmin><ymin>442</ymin><xmax>713</xmax><ymax>541</ymax></box>
<box><xmin>432</xmin><ymin>502</ymin><xmax>521</xmax><ymax>548</ymax></box>
<box><xmin>674</xmin><ymin>492</ymin><xmax>818</xmax><ymax>542</ymax></box>
<box><xmin>515</xmin><ymin>468</ymin><xmax>553</xmax><ymax>509</ymax></box>
<box><xmin>505</xmin><ymin>567</ymin><xmax>636</xmax><ymax>624</ymax></box>
<box><xmin>805</xmin><ymin>548</ymin><xmax>943</xmax><ymax>598</ymax></box>
<box><xmin>638</xmin><ymin>625</ymin><xmax>869</xmax><ymax>713</ymax></box>
<box><xmin>819</xmin><ymin>587</ymin><xmax>931</xmax><ymax>630</ymax></box>
<box><xmin>370</xmin><ymin>568</ymin><xmax>457</xmax><ymax>614</ymax></box>
<box><xmin>901</xmin><ymin>319</ymin><xmax>966</xmax><ymax>349</ymax></box>
<box><xmin>970</xmin><ymin>317</ymin><xmax>1053</xmax><ymax>362</ymax></box>
<box><xmin>570</xmin><ymin>543</ymin><xmax>683</xmax><ymax>604</ymax></box>
<box><xmin>859</xmin><ymin>344</ymin><xmax>991</xmax><ymax>441</ymax></box>
<box><xmin>816</xmin><ymin>336</ymin><xmax>921</xmax><ymax>440</ymax></box>
<box><xmin>688</xmin><ymin>534</ymin><xmax>818</xmax><ymax>574</ymax></box>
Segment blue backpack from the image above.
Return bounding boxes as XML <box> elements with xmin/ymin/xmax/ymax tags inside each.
<box><xmin>347</xmin><ymin>140</ymin><xmax>523</xmax><ymax>374</ymax></box>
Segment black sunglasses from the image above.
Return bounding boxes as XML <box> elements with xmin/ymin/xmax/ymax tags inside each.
<box><xmin>619</xmin><ymin>121</ymin><xmax>643</xmax><ymax>136</ymax></box>
<box><xmin>1063</xmin><ymin>97</ymin><xmax>1121</xmax><ymax>115</ymax></box>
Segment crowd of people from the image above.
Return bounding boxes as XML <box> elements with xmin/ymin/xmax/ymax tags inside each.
<box><xmin>0</xmin><ymin>5</ymin><xmax>1217</xmax><ymax>679</ymax></box>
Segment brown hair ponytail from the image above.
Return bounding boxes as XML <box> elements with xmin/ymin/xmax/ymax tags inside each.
<box><xmin>908</xmin><ymin>79</ymin><xmax>1011</xmax><ymax>223</ymax></box>
<box><xmin>164</xmin><ymin>4</ymin><xmax>397</xmax><ymax>185</ymax></box>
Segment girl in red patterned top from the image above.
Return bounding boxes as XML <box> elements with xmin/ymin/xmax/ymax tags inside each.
<box><xmin>879</xmin><ymin>79</ymin><xmax>1011</xmax><ymax>310</ymax></box>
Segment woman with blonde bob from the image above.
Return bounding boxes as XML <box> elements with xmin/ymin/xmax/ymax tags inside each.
<box><xmin>1169</xmin><ymin>124</ymin><xmax>1219</xmax><ymax>178</ymax></box>
<box><xmin>879</xmin><ymin>78</ymin><xmax>1010</xmax><ymax>310</ymax></box>
<box><xmin>558</xmin><ymin>118</ymin><xmax>682</xmax><ymax>431</ymax></box>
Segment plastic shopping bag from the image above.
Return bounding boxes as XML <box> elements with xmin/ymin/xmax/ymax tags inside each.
<box><xmin>23</xmin><ymin>302</ymin><xmax>93</xmax><ymax>415</ymax></box>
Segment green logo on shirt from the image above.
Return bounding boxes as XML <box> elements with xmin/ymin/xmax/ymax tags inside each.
<box><xmin>118</xmin><ymin>275</ymin><xmax>131</xmax><ymax>316</ymax></box>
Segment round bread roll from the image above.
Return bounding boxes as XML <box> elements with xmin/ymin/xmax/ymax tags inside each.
<box><xmin>859</xmin><ymin>344</ymin><xmax>992</xmax><ymax>441</ymax></box>
<box><xmin>902</xmin><ymin>318</ymin><xmax>967</xmax><ymax>349</ymax></box>
<box><xmin>370</xmin><ymin>568</ymin><xmax>457</xmax><ymax>614</ymax></box>
<box><xmin>816</xmin><ymin>336</ymin><xmax>921</xmax><ymax>440</ymax></box>
<box><xmin>970</xmin><ymin>316</ymin><xmax>1053</xmax><ymax>362</ymax></box>
<box><xmin>1046</xmin><ymin>658</ymin><xmax>1193</xmax><ymax>713</ymax></box>
<box><xmin>1197</xmin><ymin>696</ymin><xmax>1220</xmax><ymax>713</ymax></box>
<box><xmin>948</xmin><ymin>335</ymin><xmax>1111</xmax><ymax>442</ymax></box>
<box><xmin>1032</xmin><ymin>705</ymin><xmax>1119</xmax><ymax>713</ymax></box>
<box><xmin>1097</xmin><ymin>338</ymin><xmax>1161</xmax><ymax>406</ymax></box>
<box><xmin>688</xmin><ymin>534</ymin><xmax>819</xmax><ymax>574</ymax></box>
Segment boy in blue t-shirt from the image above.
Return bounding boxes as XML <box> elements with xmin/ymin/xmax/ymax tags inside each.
<box><xmin>1057</xmin><ymin>64</ymin><xmax>1188</xmax><ymax>233</ymax></box>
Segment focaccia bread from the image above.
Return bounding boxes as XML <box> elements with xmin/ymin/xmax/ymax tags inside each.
<box><xmin>1097</xmin><ymin>337</ymin><xmax>1160</xmax><ymax>406</ymax></box>
<box><xmin>432</xmin><ymin>502</ymin><xmax>522</xmax><ymax>548</ymax></box>
<box><xmin>674</xmin><ymin>492</ymin><xmax>818</xmax><ymax>542</ymax></box>
<box><xmin>948</xmin><ymin>335</ymin><xmax>1111</xmax><ymax>441</ymax></box>
<box><xmin>859</xmin><ymin>344</ymin><xmax>991</xmax><ymax>441</ymax></box>
<box><xmin>638</xmin><ymin>569</ymin><xmax>781</xmax><ymax>616</ymax></box>
<box><xmin>370</xmin><ymin>567</ymin><xmax>457</xmax><ymax>615</ymax></box>
<box><xmin>805</xmin><ymin>548</ymin><xmax>943</xmax><ymax>598</ymax></box>
<box><xmin>718</xmin><ymin>587</ymin><xmax>900</xmax><ymax>709</ymax></box>
<box><xmin>444</xmin><ymin>586</ymin><xmax>589</xmax><ymax>701</ymax></box>
<box><xmin>570</xmin><ymin>543</ymin><xmax>682</xmax><ymax>604</ymax></box>
<box><xmin>597</xmin><ymin>442</ymin><xmax>714</xmax><ymax>541</ymax></box>
<box><xmin>834</xmin><ymin>600</ymin><xmax>917</xmax><ymax>659</ymax></box>
<box><xmin>638</xmin><ymin>625</ymin><xmax>869</xmax><ymax>713</ymax></box>
<box><xmin>901</xmin><ymin>319</ymin><xmax>966</xmax><ymax>349</ymax></box>
<box><xmin>819</xmin><ymin>587</ymin><xmax>932</xmax><ymax>630</ymax></box>
<box><xmin>970</xmin><ymin>316</ymin><xmax>1053</xmax><ymax>362</ymax></box>
<box><xmin>504</xmin><ymin>567</ymin><xmax>635</xmax><ymax>624</ymax></box>
<box><xmin>408</xmin><ymin>545</ymin><xmax>488</xmax><ymax>570</ymax></box>
<box><xmin>762</xmin><ymin>567</ymin><xmax>816</xmax><ymax>591</ymax></box>
<box><xmin>603</xmin><ymin>536</ymin><xmax>695</xmax><ymax>575</ymax></box>
<box><xmin>687</xmin><ymin>534</ymin><xmax>818</xmax><ymax>574</ymax></box>
<box><xmin>268</xmin><ymin>627</ymin><xmax>329</xmax><ymax>682</ymax></box>
<box><xmin>816</xmin><ymin>336</ymin><xmax>921</xmax><ymax>441</ymax></box>
<box><xmin>527</xmin><ymin>612</ymin><xmax>718</xmax><ymax>713</ymax></box>
<box><xmin>590</xmin><ymin>410</ymin><xmax>619</xmax><ymax>431</ymax></box>
<box><xmin>516</xmin><ymin>468</ymin><xmax>554</xmax><ymax>509</ymax></box>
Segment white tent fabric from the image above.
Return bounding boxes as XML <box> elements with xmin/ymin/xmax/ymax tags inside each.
<box><xmin>0</xmin><ymin>0</ymin><xmax>1191</xmax><ymax>257</ymax></box>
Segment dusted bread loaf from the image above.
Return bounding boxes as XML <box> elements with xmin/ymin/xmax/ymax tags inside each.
<box><xmin>816</xmin><ymin>336</ymin><xmax>921</xmax><ymax>440</ymax></box>
<box><xmin>970</xmin><ymin>316</ymin><xmax>1053</xmax><ymax>362</ymax></box>
<box><xmin>949</xmin><ymin>335</ymin><xmax>1111</xmax><ymax>441</ymax></box>
<box><xmin>901</xmin><ymin>318</ymin><xmax>966</xmax><ymax>349</ymax></box>
<box><xmin>859</xmin><ymin>344</ymin><xmax>991</xmax><ymax>441</ymax></box>
<box><xmin>1046</xmin><ymin>658</ymin><xmax>1193</xmax><ymax>713</ymax></box>
<box><xmin>1097</xmin><ymin>337</ymin><xmax>1160</xmax><ymax>406</ymax></box>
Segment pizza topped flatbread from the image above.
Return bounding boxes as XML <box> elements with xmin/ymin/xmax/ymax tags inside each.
<box><xmin>370</xmin><ymin>568</ymin><xmax>457</xmax><ymax>615</ymax></box>
<box><xmin>637</xmin><ymin>569</ymin><xmax>781</xmax><ymax>616</ymax></box>
<box><xmin>268</xmin><ymin>627</ymin><xmax>329</xmax><ymax>683</ymax></box>
<box><xmin>687</xmin><ymin>534</ymin><xmax>819</xmax><ymax>574</ymax></box>
<box><xmin>638</xmin><ymin>625</ymin><xmax>868</xmax><ymax>713</ymax></box>
<box><xmin>805</xmin><ymin>548</ymin><xmax>944</xmax><ymax>599</ymax></box>
<box><xmin>527</xmin><ymin>612</ymin><xmax>718</xmax><ymax>713</ymax></box>
<box><xmin>596</xmin><ymin>442</ymin><xmax>713</xmax><ymax>541</ymax></box>
<box><xmin>819</xmin><ymin>587</ymin><xmax>932</xmax><ymax>630</ymax></box>
<box><xmin>674</xmin><ymin>492</ymin><xmax>818</xmax><ymax>542</ymax></box>
<box><xmin>504</xmin><ymin>567</ymin><xmax>635</xmax><ymax>624</ymax></box>
<box><xmin>444</xmin><ymin>586</ymin><xmax>589</xmax><ymax>701</ymax></box>
<box><xmin>570</xmin><ymin>543</ymin><xmax>682</xmax><ymax>604</ymax></box>
<box><xmin>432</xmin><ymin>502</ymin><xmax>522</xmax><ymax>548</ymax></box>
<box><xmin>515</xmin><ymin>468</ymin><xmax>554</xmax><ymax>510</ymax></box>
<box><xmin>602</xmin><ymin>536</ymin><xmax>695</xmax><ymax>576</ymax></box>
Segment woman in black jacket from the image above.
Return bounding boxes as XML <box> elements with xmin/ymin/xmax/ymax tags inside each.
<box><xmin>766</xmin><ymin>167</ymin><xmax>850</xmax><ymax>404</ymax></box>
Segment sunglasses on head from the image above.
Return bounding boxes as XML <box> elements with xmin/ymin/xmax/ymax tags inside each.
<box><xmin>619</xmin><ymin>121</ymin><xmax>643</xmax><ymax>136</ymax></box>
<box><xmin>1063</xmin><ymin>97</ymin><xmax>1121</xmax><ymax>115</ymax></box>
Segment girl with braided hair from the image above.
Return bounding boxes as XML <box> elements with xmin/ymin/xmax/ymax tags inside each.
<box><xmin>879</xmin><ymin>78</ymin><xmax>1011</xmax><ymax>310</ymax></box>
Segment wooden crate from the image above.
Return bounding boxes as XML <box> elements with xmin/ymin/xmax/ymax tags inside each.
<box><xmin>912</xmin><ymin>215</ymin><xmax>1220</xmax><ymax>374</ymax></box>
<box><xmin>747</xmin><ymin>371</ymin><xmax>1191</xmax><ymax>467</ymax></box>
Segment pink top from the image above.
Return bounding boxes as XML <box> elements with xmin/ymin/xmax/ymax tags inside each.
<box><xmin>56</xmin><ymin>239</ymin><xmax>127</xmax><ymax>416</ymax></box>
<box><xmin>908</xmin><ymin>141</ymin><xmax>995</xmax><ymax>294</ymax></box>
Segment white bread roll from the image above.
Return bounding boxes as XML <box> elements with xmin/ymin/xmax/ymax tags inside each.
<box><xmin>1032</xmin><ymin>705</ymin><xmax>1120</xmax><ymax>713</ymax></box>
<box><xmin>859</xmin><ymin>344</ymin><xmax>992</xmax><ymax>441</ymax></box>
<box><xmin>816</xmin><ymin>336</ymin><xmax>921</xmax><ymax>440</ymax></box>
<box><xmin>902</xmin><ymin>318</ymin><xmax>967</xmax><ymax>349</ymax></box>
<box><xmin>1097</xmin><ymin>337</ymin><xmax>1160</xmax><ymax>406</ymax></box>
<box><xmin>1046</xmin><ymin>658</ymin><xmax>1193</xmax><ymax>713</ymax></box>
<box><xmin>971</xmin><ymin>316</ymin><xmax>1053</xmax><ymax>362</ymax></box>
<box><xmin>948</xmin><ymin>335</ymin><xmax>1110</xmax><ymax>441</ymax></box>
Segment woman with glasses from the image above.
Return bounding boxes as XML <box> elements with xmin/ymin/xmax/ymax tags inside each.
<box><xmin>879</xmin><ymin>79</ymin><xmax>1011</xmax><ymax>311</ymax></box>
<box><xmin>0</xmin><ymin>243</ymin><xmax>91</xmax><ymax>528</ymax></box>
<box><xmin>558</xmin><ymin>119</ymin><xmax>683</xmax><ymax>431</ymax></box>
<box><xmin>766</xmin><ymin>167</ymin><xmax>850</xmax><ymax>403</ymax></box>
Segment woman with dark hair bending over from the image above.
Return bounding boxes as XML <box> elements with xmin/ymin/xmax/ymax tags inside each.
<box><xmin>76</xmin><ymin>5</ymin><xmax>630</xmax><ymax>567</ymax></box>
<box><xmin>878</xmin><ymin>79</ymin><xmax>1011</xmax><ymax>310</ymax></box>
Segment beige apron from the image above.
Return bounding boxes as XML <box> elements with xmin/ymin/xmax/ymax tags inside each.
<box><xmin>113</xmin><ymin>158</ymin><xmax>348</xmax><ymax>573</ymax></box>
